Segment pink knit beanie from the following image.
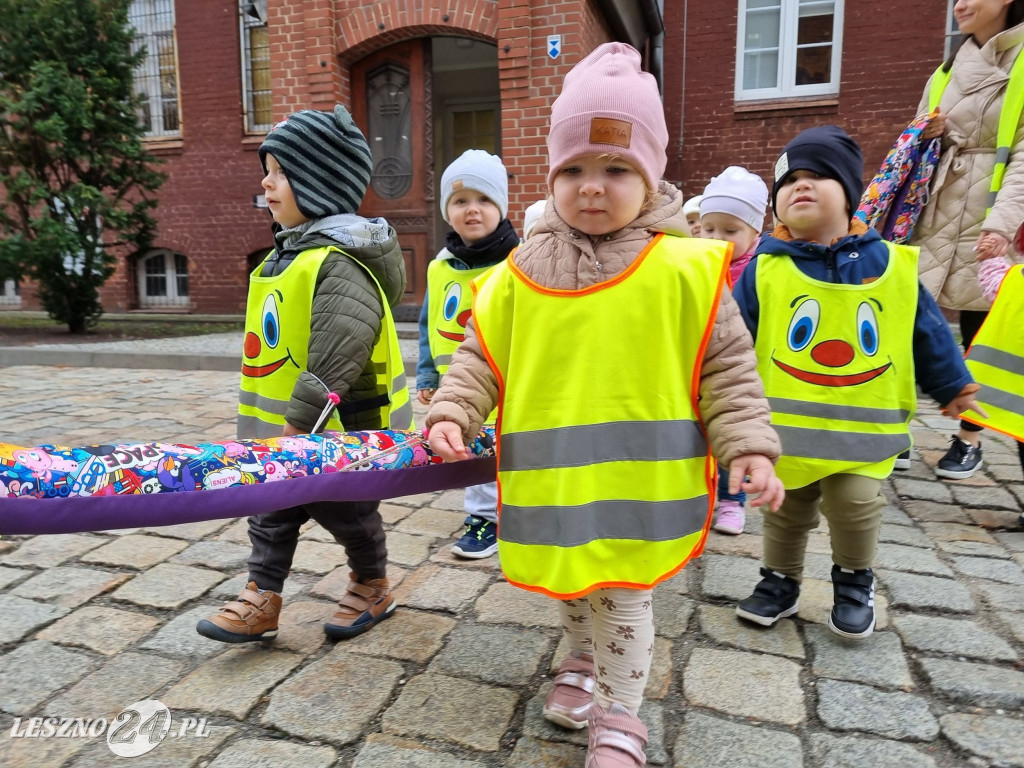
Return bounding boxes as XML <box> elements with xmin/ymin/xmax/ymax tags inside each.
<box><xmin>546</xmin><ymin>42</ymin><xmax>668</xmax><ymax>191</ymax></box>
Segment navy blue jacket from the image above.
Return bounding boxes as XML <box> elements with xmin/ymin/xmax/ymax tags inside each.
<box><xmin>732</xmin><ymin>227</ymin><xmax>972</xmax><ymax>407</ymax></box>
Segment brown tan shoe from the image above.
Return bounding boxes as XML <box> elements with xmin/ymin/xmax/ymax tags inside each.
<box><xmin>323</xmin><ymin>573</ymin><xmax>396</xmax><ymax>639</ymax></box>
<box><xmin>196</xmin><ymin>581</ymin><xmax>281</xmax><ymax>643</ymax></box>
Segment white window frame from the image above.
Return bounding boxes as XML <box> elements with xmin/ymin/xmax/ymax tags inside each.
<box><xmin>735</xmin><ymin>0</ymin><xmax>845</xmax><ymax>102</ymax></box>
<box><xmin>945</xmin><ymin>0</ymin><xmax>960</xmax><ymax>58</ymax></box>
<box><xmin>240</xmin><ymin>0</ymin><xmax>272</xmax><ymax>133</ymax></box>
<box><xmin>138</xmin><ymin>250</ymin><xmax>189</xmax><ymax>308</ymax></box>
<box><xmin>0</xmin><ymin>280</ymin><xmax>20</xmax><ymax>307</ymax></box>
<box><xmin>129</xmin><ymin>0</ymin><xmax>182</xmax><ymax>137</ymax></box>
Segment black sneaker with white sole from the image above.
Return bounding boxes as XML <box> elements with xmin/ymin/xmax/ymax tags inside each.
<box><xmin>934</xmin><ymin>435</ymin><xmax>982</xmax><ymax>479</ymax></box>
<box><xmin>828</xmin><ymin>565</ymin><xmax>875</xmax><ymax>639</ymax></box>
<box><xmin>893</xmin><ymin>450</ymin><xmax>911</xmax><ymax>470</ymax></box>
<box><xmin>736</xmin><ymin>567</ymin><xmax>800</xmax><ymax>627</ymax></box>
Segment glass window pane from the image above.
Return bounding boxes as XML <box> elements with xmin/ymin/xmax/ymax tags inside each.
<box><xmin>745</xmin><ymin>9</ymin><xmax>781</xmax><ymax>50</ymax></box>
<box><xmin>744</xmin><ymin>50</ymin><xmax>779</xmax><ymax>90</ymax></box>
<box><xmin>747</xmin><ymin>0</ymin><xmax>780</xmax><ymax>8</ymax></box>
<box><xmin>797</xmin><ymin>10</ymin><xmax>833</xmax><ymax>45</ymax></box>
<box><xmin>795</xmin><ymin>44</ymin><xmax>832</xmax><ymax>85</ymax></box>
<box><xmin>129</xmin><ymin>0</ymin><xmax>180</xmax><ymax>136</ymax></box>
<box><xmin>798</xmin><ymin>0</ymin><xmax>834</xmax><ymax>16</ymax></box>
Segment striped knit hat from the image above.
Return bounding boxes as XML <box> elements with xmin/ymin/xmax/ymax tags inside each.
<box><xmin>259</xmin><ymin>105</ymin><xmax>373</xmax><ymax>218</ymax></box>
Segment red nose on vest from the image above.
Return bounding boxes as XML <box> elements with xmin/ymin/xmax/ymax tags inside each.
<box><xmin>457</xmin><ymin>308</ymin><xmax>471</xmax><ymax>328</ymax></box>
<box><xmin>244</xmin><ymin>331</ymin><xmax>261</xmax><ymax>359</ymax></box>
<box><xmin>811</xmin><ymin>339</ymin><xmax>854</xmax><ymax>368</ymax></box>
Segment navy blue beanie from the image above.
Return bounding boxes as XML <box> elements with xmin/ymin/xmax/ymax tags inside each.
<box><xmin>771</xmin><ymin>125</ymin><xmax>864</xmax><ymax>215</ymax></box>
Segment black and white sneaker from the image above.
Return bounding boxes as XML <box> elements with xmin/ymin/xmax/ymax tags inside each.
<box><xmin>893</xmin><ymin>450</ymin><xmax>911</xmax><ymax>471</ymax></box>
<box><xmin>934</xmin><ymin>435</ymin><xmax>982</xmax><ymax>479</ymax></box>
<box><xmin>736</xmin><ymin>567</ymin><xmax>800</xmax><ymax>627</ymax></box>
<box><xmin>828</xmin><ymin>565</ymin><xmax>875</xmax><ymax>639</ymax></box>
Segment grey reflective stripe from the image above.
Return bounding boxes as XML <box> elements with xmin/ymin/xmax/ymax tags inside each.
<box><xmin>979</xmin><ymin>384</ymin><xmax>1024</xmax><ymax>417</ymax></box>
<box><xmin>988</xmin><ymin>189</ymin><xmax>999</xmax><ymax>208</ymax></box>
<box><xmin>996</xmin><ymin>146</ymin><xmax>1011</xmax><ymax>165</ymax></box>
<box><xmin>391</xmin><ymin>371</ymin><xmax>408</xmax><ymax>395</ymax></box>
<box><xmin>500</xmin><ymin>420</ymin><xmax>707</xmax><ymax>471</ymax></box>
<box><xmin>768</xmin><ymin>397</ymin><xmax>909</xmax><ymax>425</ymax></box>
<box><xmin>774</xmin><ymin>425</ymin><xmax>910</xmax><ymax>463</ymax></box>
<box><xmin>434</xmin><ymin>354</ymin><xmax>453</xmax><ymax>368</ymax></box>
<box><xmin>390</xmin><ymin>400</ymin><xmax>413</xmax><ymax>430</ymax></box>
<box><xmin>969</xmin><ymin>344</ymin><xmax>1024</xmax><ymax>374</ymax></box>
<box><xmin>238</xmin><ymin>389</ymin><xmax>288</xmax><ymax>416</ymax></box>
<box><xmin>237</xmin><ymin>414</ymin><xmax>281</xmax><ymax>439</ymax></box>
<box><xmin>499</xmin><ymin>497</ymin><xmax>709</xmax><ymax>547</ymax></box>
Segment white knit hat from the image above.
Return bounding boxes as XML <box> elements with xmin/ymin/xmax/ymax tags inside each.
<box><xmin>700</xmin><ymin>166</ymin><xmax>769</xmax><ymax>231</ymax></box>
<box><xmin>682</xmin><ymin>195</ymin><xmax>703</xmax><ymax>217</ymax></box>
<box><xmin>522</xmin><ymin>199</ymin><xmax>547</xmax><ymax>239</ymax></box>
<box><xmin>440</xmin><ymin>150</ymin><xmax>509</xmax><ymax>223</ymax></box>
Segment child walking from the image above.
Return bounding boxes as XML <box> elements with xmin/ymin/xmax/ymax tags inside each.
<box><xmin>427</xmin><ymin>43</ymin><xmax>784</xmax><ymax>768</ymax></box>
<box><xmin>732</xmin><ymin>125</ymin><xmax>982</xmax><ymax>639</ymax></box>
<box><xmin>697</xmin><ymin>165</ymin><xmax>769</xmax><ymax>535</ymax></box>
<box><xmin>416</xmin><ymin>149</ymin><xmax>518</xmax><ymax>559</ymax></box>
<box><xmin>197</xmin><ymin>105</ymin><xmax>411</xmax><ymax>643</ymax></box>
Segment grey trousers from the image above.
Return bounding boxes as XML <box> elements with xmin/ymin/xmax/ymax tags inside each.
<box><xmin>246</xmin><ymin>500</ymin><xmax>387</xmax><ymax>592</ymax></box>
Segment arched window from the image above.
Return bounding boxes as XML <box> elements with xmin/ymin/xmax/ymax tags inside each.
<box><xmin>138</xmin><ymin>249</ymin><xmax>189</xmax><ymax>308</ymax></box>
<box><xmin>0</xmin><ymin>279</ymin><xmax>20</xmax><ymax>307</ymax></box>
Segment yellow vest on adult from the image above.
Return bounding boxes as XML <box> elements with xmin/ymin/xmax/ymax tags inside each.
<box><xmin>472</xmin><ymin>234</ymin><xmax>727</xmax><ymax>599</ymax></box>
<box><xmin>962</xmin><ymin>265</ymin><xmax>1024</xmax><ymax>441</ymax></box>
<box><xmin>754</xmin><ymin>242</ymin><xmax>918</xmax><ymax>488</ymax></box>
<box><xmin>238</xmin><ymin>246</ymin><xmax>412</xmax><ymax>439</ymax></box>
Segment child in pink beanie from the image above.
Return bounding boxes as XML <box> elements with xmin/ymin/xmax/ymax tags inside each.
<box><xmin>426</xmin><ymin>42</ymin><xmax>783</xmax><ymax>768</ymax></box>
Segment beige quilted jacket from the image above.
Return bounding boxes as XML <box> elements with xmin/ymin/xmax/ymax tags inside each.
<box><xmin>425</xmin><ymin>182</ymin><xmax>781</xmax><ymax>468</ymax></box>
<box><xmin>914</xmin><ymin>22</ymin><xmax>1024</xmax><ymax>311</ymax></box>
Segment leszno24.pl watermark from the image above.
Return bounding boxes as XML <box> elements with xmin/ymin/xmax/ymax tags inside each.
<box><xmin>9</xmin><ymin>700</ymin><xmax>210</xmax><ymax>758</ymax></box>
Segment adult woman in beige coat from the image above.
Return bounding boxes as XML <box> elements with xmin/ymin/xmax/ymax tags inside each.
<box><xmin>913</xmin><ymin>0</ymin><xmax>1024</xmax><ymax>479</ymax></box>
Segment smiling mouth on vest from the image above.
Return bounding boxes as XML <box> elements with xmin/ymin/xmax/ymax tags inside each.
<box><xmin>242</xmin><ymin>352</ymin><xmax>298</xmax><ymax>378</ymax></box>
<box><xmin>437</xmin><ymin>329</ymin><xmax>466</xmax><ymax>342</ymax></box>
<box><xmin>772</xmin><ymin>357</ymin><xmax>892</xmax><ymax>387</ymax></box>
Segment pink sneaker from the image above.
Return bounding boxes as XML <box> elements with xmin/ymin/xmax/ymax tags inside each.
<box><xmin>713</xmin><ymin>499</ymin><xmax>746</xmax><ymax>535</ymax></box>
<box><xmin>543</xmin><ymin>652</ymin><xmax>595</xmax><ymax>729</ymax></box>
<box><xmin>586</xmin><ymin>702</ymin><xmax>648</xmax><ymax>767</ymax></box>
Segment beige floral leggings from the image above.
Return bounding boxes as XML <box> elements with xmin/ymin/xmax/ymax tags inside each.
<box><xmin>559</xmin><ymin>586</ymin><xmax>654</xmax><ymax>712</ymax></box>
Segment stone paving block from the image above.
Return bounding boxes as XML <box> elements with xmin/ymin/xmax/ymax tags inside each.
<box><xmin>163</xmin><ymin>647</ymin><xmax>304</xmax><ymax>719</ymax></box>
<box><xmin>139</xmin><ymin>604</ymin><xmax>233</xmax><ymax>659</ymax></box>
<box><xmin>11</xmin><ymin>566</ymin><xmax>131</xmax><ymax>608</ymax></box>
<box><xmin>396</xmin><ymin>563</ymin><xmax>492</xmax><ymax>613</ymax></box>
<box><xmin>903</xmin><ymin>499</ymin><xmax>969</xmax><ymax>524</ymax></box>
<box><xmin>816</xmin><ymin>679</ymin><xmax>938</xmax><ymax>741</ymax></box>
<box><xmin>298</xmin><ymin>520</ymin><xmax>335</xmax><ymax>542</ymax></box>
<box><xmin>209</xmin><ymin>571</ymin><xmax>250</xmax><ymax>600</ymax></box>
<box><xmin>430</xmin><ymin>623</ymin><xmax>549</xmax><ymax>685</ymax></box>
<box><xmin>308</xmin><ymin>563</ymin><xmax>407</xmax><ymax>602</ymax></box>
<box><xmin>382</xmin><ymin>673</ymin><xmax>518</xmax><ymax>752</ymax></box>
<box><xmin>139</xmin><ymin>518</ymin><xmax>231</xmax><ymax>540</ymax></box>
<box><xmin>289</xmin><ymin>540</ymin><xmax>348</xmax><ymax>574</ymax></box>
<box><xmin>673</xmin><ymin>711</ymin><xmax>802</xmax><ymax>768</ymax></box>
<box><xmin>940</xmin><ymin>713</ymin><xmax>1024</xmax><ymax>768</ymax></box>
<box><xmin>797</xmin><ymin>578</ymin><xmax>890</xmax><ymax>630</ymax></box>
<box><xmin>379</xmin><ymin>502</ymin><xmax>415</xmax><ymax>525</ymax></box>
<box><xmin>263</xmin><ymin>650</ymin><xmax>403</xmax><ymax>743</ymax></box>
<box><xmin>207</xmin><ymin>739</ymin><xmax>337</xmax><ymax>768</ymax></box>
<box><xmin>952</xmin><ymin>554</ymin><xmax>1024</xmax><ymax>584</ymax></box>
<box><xmin>950</xmin><ymin>482</ymin><xmax>1019</xmax><ymax>510</ymax></box>
<box><xmin>994</xmin><ymin>529</ymin><xmax>1024</xmax><ymax>552</ymax></box>
<box><xmin>36</xmin><ymin>605</ymin><xmax>160</xmax><ymax>655</ymax></box>
<box><xmin>216</xmin><ymin>518</ymin><xmax>251</xmax><ymax>544</ymax></box>
<box><xmin>652</xmin><ymin>589</ymin><xmax>695</xmax><ymax>637</ymax></box>
<box><xmin>805</xmin><ymin>626</ymin><xmax>912</xmax><ymax>689</ymax></box>
<box><xmin>169</xmin><ymin>540</ymin><xmax>251</xmax><ymax>571</ymax></box>
<box><xmin>877</xmin><ymin>523</ymin><xmax>932</xmax><ymax>548</ymax></box>
<box><xmin>394</xmin><ymin>507</ymin><xmax>466</xmax><ymax>538</ymax></box>
<box><xmin>918</xmin><ymin>657</ymin><xmax>1024</xmax><ymax>708</ymax></box>
<box><xmin>743</xmin><ymin>510</ymin><xmax>765</xmax><ymax>536</ymax></box>
<box><xmin>389</xmin><ymin>490</ymin><xmax>441</xmax><ymax>508</ymax></box>
<box><xmin>876</xmin><ymin>570</ymin><xmax>974</xmax><ymax>613</ymax></box>
<box><xmin>974</xmin><ymin>580</ymin><xmax>1024</xmax><ymax>611</ymax></box>
<box><xmin>347</xmin><ymin>608</ymin><xmax>455</xmax><ymax>663</ymax></box>
<box><xmin>474</xmin><ymin>581</ymin><xmax>561</xmax><ymax>627</ymax></box>
<box><xmin>0</xmin><ymin>595</ymin><xmax>71</xmax><ymax>644</ymax></box>
<box><xmin>698</xmin><ymin>555</ymin><xmax>761</xmax><ymax>602</ymax></box>
<box><xmin>808</xmin><ymin>734</ymin><xmax>937</xmax><ymax>768</ymax></box>
<box><xmin>683</xmin><ymin>648</ymin><xmax>804</xmax><ymax>725</ymax></box>
<box><xmin>267</xmin><ymin>600</ymin><xmax>331</xmax><ymax>655</ymax></box>
<box><xmin>111</xmin><ymin>563</ymin><xmax>225</xmax><ymax>609</ymax></box>
<box><xmin>507</xmin><ymin>737</ymin><xmax>583</xmax><ymax>768</ymax></box>
<box><xmin>921</xmin><ymin>521</ymin><xmax>998</xmax><ymax>543</ymax></box>
<box><xmin>937</xmin><ymin>539</ymin><xmax>1011</xmax><ymax>558</ymax></box>
<box><xmin>431</xmin><ymin>489</ymin><xmax>466</xmax><ymax>511</ymax></box>
<box><xmin>880</xmin><ymin>505</ymin><xmax>914</xmax><ymax>526</ymax></box>
<box><xmin>386</xmin><ymin>531</ymin><xmax>434</xmax><ymax>566</ymax></box>
<box><xmin>703</xmin><ymin>532</ymin><xmax>763</xmax><ymax>559</ymax></box>
<box><xmin>874</xmin><ymin>542</ymin><xmax>953</xmax><ymax>577</ymax></box>
<box><xmin>79</xmin><ymin>534</ymin><xmax>189</xmax><ymax>568</ymax></box>
<box><xmin>697</xmin><ymin>604</ymin><xmax>804</xmax><ymax>659</ymax></box>
<box><xmin>353</xmin><ymin>736</ymin><xmax>489</xmax><ymax>768</ymax></box>
<box><xmin>0</xmin><ymin>720</ymin><xmax>89</xmax><ymax>768</ymax></box>
<box><xmin>997</xmin><ymin>611</ymin><xmax>1024</xmax><ymax>644</ymax></box>
<box><xmin>429</xmin><ymin>545</ymin><xmax>504</xmax><ymax>570</ymax></box>
<box><xmin>893</xmin><ymin>613</ymin><xmax>1017</xmax><ymax>661</ymax></box>
<box><xmin>893</xmin><ymin>478</ymin><xmax>953</xmax><ymax>504</ymax></box>
<box><xmin>44</xmin><ymin>652</ymin><xmax>184</xmax><ymax>719</ymax></box>
<box><xmin>0</xmin><ymin>641</ymin><xmax>96</xmax><ymax>714</ymax></box>
<box><xmin>967</xmin><ymin>508</ymin><xmax>1024</xmax><ymax>529</ymax></box>
<box><xmin>0</xmin><ymin>533</ymin><xmax>104</xmax><ymax>568</ymax></box>
<box><xmin>67</xmin><ymin>724</ymin><xmax>236</xmax><ymax>768</ymax></box>
<box><xmin>0</xmin><ymin>565</ymin><xmax>31</xmax><ymax>589</ymax></box>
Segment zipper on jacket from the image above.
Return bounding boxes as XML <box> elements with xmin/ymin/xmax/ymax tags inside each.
<box><xmin>825</xmin><ymin>250</ymin><xmax>836</xmax><ymax>283</ymax></box>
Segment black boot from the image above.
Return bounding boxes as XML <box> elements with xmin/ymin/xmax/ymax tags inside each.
<box><xmin>829</xmin><ymin>565</ymin><xmax>875</xmax><ymax>639</ymax></box>
<box><xmin>736</xmin><ymin>567</ymin><xmax>800</xmax><ymax>627</ymax></box>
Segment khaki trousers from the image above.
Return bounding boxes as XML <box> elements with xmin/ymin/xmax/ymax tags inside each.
<box><xmin>763</xmin><ymin>473</ymin><xmax>884</xmax><ymax>582</ymax></box>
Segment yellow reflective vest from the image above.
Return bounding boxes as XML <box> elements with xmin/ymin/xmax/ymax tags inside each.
<box><xmin>238</xmin><ymin>246</ymin><xmax>412</xmax><ymax>439</ymax></box>
<box><xmin>962</xmin><ymin>265</ymin><xmax>1024</xmax><ymax>441</ymax></box>
<box><xmin>754</xmin><ymin>242</ymin><xmax>918</xmax><ymax>488</ymax></box>
<box><xmin>472</xmin><ymin>234</ymin><xmax>728</xmax><ymax>599</ymax></box>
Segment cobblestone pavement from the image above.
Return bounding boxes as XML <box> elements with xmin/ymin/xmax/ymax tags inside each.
<box><xmin>1</xmin><ymin>364</ymin><xmax>1023</xmax><ymax>768</ymax></box>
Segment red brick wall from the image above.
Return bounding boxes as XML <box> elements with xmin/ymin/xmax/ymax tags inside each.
<box><xmin>663</xmin><ymin>1</ymin><xmax>946</xmax><ymax>218</ymax></box>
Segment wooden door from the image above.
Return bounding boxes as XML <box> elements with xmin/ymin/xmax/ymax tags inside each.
<box><xmin>351</xmin><ymin>40</ymin><xmax>432</xmax><ymax>317</ymax></box>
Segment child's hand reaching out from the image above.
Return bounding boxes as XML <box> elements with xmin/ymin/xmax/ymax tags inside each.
<box><xmin>728</xmin><ymin>454</ymin><xmax>785</xmax><ymax>512</ymax></box>
<box><xmin>427</xmin><ymin>421</ymin><xmax>471</xmax><ymax>461</ymax></box>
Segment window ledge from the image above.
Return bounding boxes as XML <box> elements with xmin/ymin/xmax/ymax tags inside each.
<box><xmin>733</xmin><ymin>95</ymin><xmax>840</xmax><ymax>119</ymax></box>
<box><xmin>242</xmin><ymin>134</ymin><xmax>267</xmax><ymax>150</ymax></box>
<box><xmin>141</xmin><ymin>137</ymin><xmax>185</xmax><ymax>155</ymax></box>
